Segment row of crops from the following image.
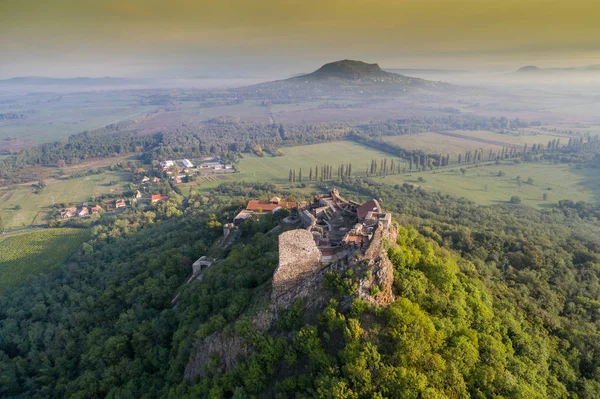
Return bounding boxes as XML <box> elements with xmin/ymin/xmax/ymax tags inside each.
<box><xmin>0</xmin><ymin>228</ymin><xmax>90</xmax><ymax>293</ymax></box>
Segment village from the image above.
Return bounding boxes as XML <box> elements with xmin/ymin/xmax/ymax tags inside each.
<box><xmin>56</xmin><ymin>157</ymin><xmax>234</xmax><ymax>222</ymax></box>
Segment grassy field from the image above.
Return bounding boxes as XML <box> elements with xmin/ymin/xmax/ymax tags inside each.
<box><xmin>451</xmin><ymin>130</ymin><xmax>574</xmax><ymax>146</ymax></box>
<box><xmin>0</xmin><ymin>228</ymin><xmax>90</xmax><ymax>293</ymax></box>
<box><xmin>382</xmin><ymin>130</ymin><xmax>575</xmax><ymax>160</ymax></box>
<box><xmin>374</xmin><ymin>162</ymin><xmax>600</xmax><ymax>208</ymax></box>
<box><xmin>0</xmin><ymin>171</ymin><xmax>130</xmax><ymax>229</ymax></box>
<box><xmin>0</xmin><ymin>91</ymin><xmax>158</xmax><ymax>145</ymax></box>
<box><xmin>382</xmin><ymin>132</ymin><xmax>504</xmax><ymax>158</ymax></box>
<box><xmin>181</xmin><ymin>141</ymin><xmax>408</xmax><ymax>193</ymax></box>
<box><xmin>179</xmin><ymin>140</ymin><xmax>600</xmax><ymax>208</ymax></box>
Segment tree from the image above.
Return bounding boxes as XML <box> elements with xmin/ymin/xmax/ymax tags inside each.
<box><xmin>298</xmin><ymin>168</ymin><xmax>302</xmax><ymax>183</ymax></box>
<box><xmin>510</xmin><ymin>195</ymin><xmax>522</xmax><ymax>204</ymax></box>
<box><xmin>289</xmin><ymin>169</ymin><xmax>293</xmax><ymax>183</ymax></box>
<box><xmin>309</xmin><ymin>167</ymin><xmax>313</xmax><ymax>181</ymax></box>
<box><xmin>542</xmin><ymin>192</ymin><xmax>549</xmax><ymax>201</ymax></box>
<box><xmin>0</xmin><ymin>214</ymin><xmax>4</xmax><ymax>233</ymax></box>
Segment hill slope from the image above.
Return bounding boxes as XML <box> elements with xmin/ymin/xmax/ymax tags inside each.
<box><xmin>234</xmin><ymin>59</ymin><xmax>454</xmax><ymax>100</ymax></box>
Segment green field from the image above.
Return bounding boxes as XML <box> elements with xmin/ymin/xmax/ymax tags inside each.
<box><xmin>0</xmin><ymin>228</ymin><xmax>90</xmax><ymax>292</ymax></box>
<box><xmin>382</xmin><ymin>130</ymin><xmax>574</xmax><ymax>160</ymax></box>
<box><xmin>0</xmin><ymin>91</ymin><xmax>158</xmax><ymax>145</ymax></box>
<box><xmin>374</xmin><ymin>162</ymin><xmax>600</xmax><ymax>208</ymax></box>
<box><xmin>182</xmin><ymin>141</ymin><xmax>408</xmax><ymax>193</ymax></box>
<box><xmin>0</xmin><ymin>171</ymin><xmax>130</xmax><ymax>229</ymax></box>
<box><xmin>180</xmin><ymin>140</ymin><xmax>600</xmax><ymax>209</ymax></box>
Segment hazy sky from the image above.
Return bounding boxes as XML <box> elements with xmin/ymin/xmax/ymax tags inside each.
<box><xmin>1</xmin><ymin>0</ymin><xmax>599</xmax><ymax>78</ymax></box>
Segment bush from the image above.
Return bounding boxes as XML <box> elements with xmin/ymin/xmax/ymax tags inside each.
<box><xmin>510</xmin><ymin>195</ymin><xmax>522</xmax><ymax>204</ymax></box>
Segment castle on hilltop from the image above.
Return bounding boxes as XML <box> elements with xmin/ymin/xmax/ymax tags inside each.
<box><xmin>271</xmin><ymin>189</ymin><xmax>396</xmax><ymax>311</ymax></box>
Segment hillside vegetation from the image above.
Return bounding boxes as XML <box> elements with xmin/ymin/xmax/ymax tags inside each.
<box><xmin>1</xmin><ymin>181</ymin><xmax>600</xmax><ymax>398</ymax></box>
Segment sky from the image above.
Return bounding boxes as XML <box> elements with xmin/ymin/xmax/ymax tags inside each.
<box><xmin>1</xmin><ymin>0</ymin><xmax>599</xmax><ymax>78</ymax></box>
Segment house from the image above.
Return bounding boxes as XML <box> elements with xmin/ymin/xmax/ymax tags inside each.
<box><xmin>60</xmin><ymin>206</ymin><xmax>77</xmax><ymax>219</ymax></box>
<box><xmin>245</xmin><ymin>199</ymin><xmax>297</xmax><ymax>213</ymax></box>
<box><xmin>141</xmin><ymin>176</ymin><xmax>150</xmax><ymax>183</ymax></box>
<box><xmin>78</xmin><ymin>207</ymin><xmax>89</xmax><ymax>217</ymax></box>
<box><xmin>160</xmin><ymin>160</ymin><xmax>175</xmax><ymax>170</ymax></box>
<box><xmin>135</xmin><ymin>190</ymin><xmax>142</xmax><ymax>199</ymax></box>
<box><xmin>153</xmin><ymin>177</ymin><xmax>161</xmax><ymax>183</ymax></box>
<box><xmin>151</xmin><ymin>194</ymin><xmax>168</xmax><ymax>203</ymax></box>
<box><xmin>177</xmin><ymin>159</ymin><xmax>194</xmax><ymax>168</ymax></box>
<box><xmin>91</xmin><ymin>205</ymin><xmax>102</xmax><ymax>214</ymax></box>
<box><xmin>115</xmin><ymin>199</ymin><xmax>126</xmax><ymax>208</ymax></box>
<box><xmin>356</xmin><ymin>199</ymin><xmax>382</xmax><ymax>220</ymax></box>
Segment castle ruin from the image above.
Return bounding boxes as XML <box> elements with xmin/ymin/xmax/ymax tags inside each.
<box><xmin>271</xmin><ymin>189</ymin><xmax>396</xmax><ymax>310</ymax></box>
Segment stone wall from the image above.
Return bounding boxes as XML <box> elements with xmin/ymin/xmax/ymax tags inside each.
<box><xmin>271</xmin><ymin>229</ymin><xmax>324</xmax><ymax>309</ymax></box>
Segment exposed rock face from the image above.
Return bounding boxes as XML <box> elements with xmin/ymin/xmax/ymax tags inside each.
<box><xmin>271</xmin><ymin>222</ymin><xmax>398</xmax><ymax>314</ymax></box>
<box><xmin>184</xmin><ymin>331</ymin><xmax>249</xmax><ymax>382</ymax></box>
<box><xmin>357</xmin><ymin>223</ymin><xmax>398</xmax><ymax>306</ymax></box>
<box><xmin>271</xmin><ymin>229</ymin><xmax>324</xmax><ymax>309</ymax></box>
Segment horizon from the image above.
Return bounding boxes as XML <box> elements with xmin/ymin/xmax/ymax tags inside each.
<box><xmin>2</xmin><ymin>0</ymin><xmax>600</xmax><ymax>79</ymax></box>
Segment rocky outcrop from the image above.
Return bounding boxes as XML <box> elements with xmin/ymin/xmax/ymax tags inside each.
<box><xmin>271</xmin><ymin>229</ymin><xmax>324</xmax><ymax>310</ymax></box>
<box><xmin>184</xmin><ymin>331</ymin><xmax>249</xmax><ymax>382</ymax></box>
<box><xmin>271</xmin><ymin>222</ymin><xmax>399</xmax><ymax>314</ymax></box>
<box><xmin>357</xmin><ymin>223</ymin><xmax>398</xmax><ymax>306</ymax></box>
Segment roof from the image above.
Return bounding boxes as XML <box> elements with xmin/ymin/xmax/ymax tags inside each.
<box><xmin>270</xmin><ymin>196</ymin><xmax>281</xmax><ymax>203</ymax></box>
<box><xmin>246</xmin><ymin>200</ymin><xmax>297</xmax><ymax>212</ymax></box>
<box><xmin>356</xmin><ymin>199</ymin><xmax>381</xmax><ymax>219</ymax></box>
<box><xmin>151</xmin><ymin>194</ymin><xmax>168</xmax><ymax>202</ymax></box>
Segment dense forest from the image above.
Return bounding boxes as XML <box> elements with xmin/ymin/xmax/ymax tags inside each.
<box><xmin>1</xmin><ymin>179</ymin><xmax>600</xmax><ymax>397</ymax></box>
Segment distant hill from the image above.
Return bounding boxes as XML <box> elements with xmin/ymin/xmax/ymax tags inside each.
<box><xmin>516</xmin><ymin>66</ymin><xmax>543</xmax><ymax>73</ymax></box>
<box><xmin>514</xmin><ymin>65</ymin><xmax>600</xmax><ymax>74</ymax></box>
<box><xmin>386</xmin><ymin>68</ymin><xmax>469</xmax><ymax>76</ymax></box>
<box><xmin>234</xmin><ymin>59</ymin><xmax>454</xmax><ymax>100</ymax></box>
<box><xmin>296</xmin><ymin>60</ymin><xmax>391</xmax><ymax>81</ymax></box>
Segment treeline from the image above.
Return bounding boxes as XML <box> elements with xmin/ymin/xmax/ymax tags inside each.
<box><xmin>0</xmin><ymin>121</ymin><xmax>157</xmax><ymax>184</ymax></box>
<box><xmin>356</xmin><ymin>115</ymin><xmax>535</xmax><ymax>136</ymax></box>
<box><xmin>0</xmin><ymin>110</ymin><xmax>39</xmax><ymax>120</ymax></box>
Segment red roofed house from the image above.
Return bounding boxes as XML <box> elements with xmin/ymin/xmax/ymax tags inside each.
<box><xmin>151</xmin><ymin>194</ymin><xmax>168</xmax><ymax>203</ymax></box>
<box><xmin>60</xmin><ymin>206</ymin><xmax>78</xmax><ymax>219</ymax></box>
<box><xmin>245</xmin><ymin>198</ymin><xmax>297</xmax><ymax>212</ymax></box>
<box><xmin>78</xmin><ymin>207</ymin><xmax>89</xmax><ymax>217</ymax></box>
<box><xmin>233</xmin><ymin>197</ymin><xmax>297</xmax><ymax>225</ymax></box>
<box><xmin>115</xmin><ymin>199</ymin><xmax>126</xmax><ymax>208</ymax></box>
<box><xmin>356</xmin><ymin>199</ymin><xmax>382</xmax><ymax>220</ymax></box>
<box><xmin>91</xmin><ymin>205</ymin><xmax>102</xmax><ymax>214</ymax></box>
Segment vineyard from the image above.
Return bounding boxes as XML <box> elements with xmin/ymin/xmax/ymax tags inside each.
<box><xmin>0</xmin><ymin>228</ymin><xmax>90</xmax><ymax>293</ymax></box>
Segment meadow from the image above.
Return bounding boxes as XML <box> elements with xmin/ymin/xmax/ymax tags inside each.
<box><xmin>181</xmin><ymin>139</ymin><xmax>600</xmax><ymax>209</ymax></box>
<box><xmin>374</xmin><ymin>161</ymin><xmax>600</xmax><ymax>208</ymax></box>
<box><xmin>0</xmin><ymin>91</ymin><xmax>158</xmax><ymax>145</ymax></box>
<box><xmin>0</xmin><ymin>228</ymin><xmax>90</xmax><ymax>293</ymax></box>
<box><xmin>0</xmin><ymin>171</ymin><xmax>130</xmax><ymax>229</ymax></box>
<box><xmin>382</xmin><ymin>130</ymin><xmax>574</xmax><ymax>159</ymax></box>
<box><xmin>181</xmin><ymin>141</ymin><xmax>408</xmax><ymax>193</ymax></box>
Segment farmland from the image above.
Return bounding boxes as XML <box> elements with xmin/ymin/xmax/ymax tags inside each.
<box><xmin>0</xmin><ymin>90</ymin><xmax>159</xmax><ymax>146</ymax></box>
<box><xmin>0</xmin><ymin>170</ymin><xmax>130</xmax><ymax>229</ymax></box>
<box><xmin>179</xmin><ymin>139</ymin><xmax>600</xmax><ymax>209</ymax></box>
<box><xmin>181</xmin><ymin>141</ymin><xmax>408</xmax><ymax>192</ymax></box>
<box><xmin>382</xmin><ymin>130</ymin><xmax>575</xmax><ymax>159</ymax></box>
<box><xmin>373</xmin><ymin>161</ymin><xmax>600</xmax><ymax>208</ymax></box>
<box><xmin>0</xmin><ymin>228</ymin><xmax>90</xmax><ymax>293</ymax></box>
